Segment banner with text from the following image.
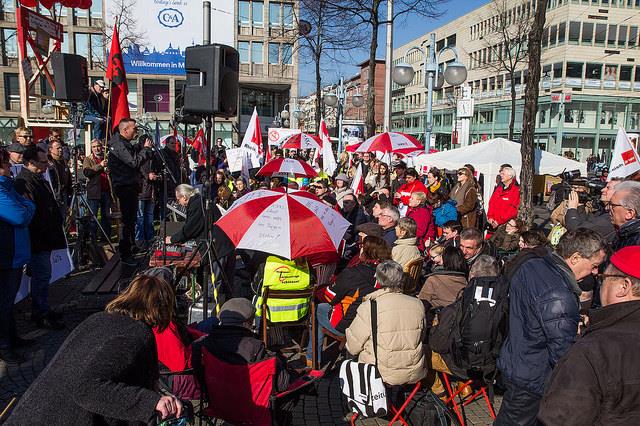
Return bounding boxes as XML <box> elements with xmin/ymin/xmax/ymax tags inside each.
<box><xmin>106</xmin><ymin>0</ymin><xmax>234</xmax><ymax>75</ymax></box>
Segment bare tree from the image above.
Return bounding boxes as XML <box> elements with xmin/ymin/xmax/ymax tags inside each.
<box><xmin>518</xmin><ymin>0</ymin><xmax>547</xmax><ymax>226</ymax></box>
<box><xmin>336</xmin><ymin>0</ymin><xmax>443</xmax><ymax>137</ymax></box>
<box><xmin>478</xmin><ymin>0</ymin><xmax>533</xmax><ymax>140</ymax></box>
<box><xmin>103</xmin><ymin>0</ymin><xmax>146</xmax><ymax>49</ymax></box>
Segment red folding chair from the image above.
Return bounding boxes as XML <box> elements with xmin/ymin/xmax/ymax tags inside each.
<box><xmin>440</xmin><ymin>372</ymin><xmax>496</xmax><ymax>426</ymax></box>
<box><xmin>195</xmin><ymin>346</ymin><xmax>323</xmax><ymax>425</ymax></box>
<box><xmin>350</xmin><ymin>381</ymin><xmax>423</xmax><ymax>426</ymax></box>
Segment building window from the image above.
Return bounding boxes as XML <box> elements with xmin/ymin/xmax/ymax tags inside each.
<box><xmin>618</xmin><ymin>25</ymin><xmax>627</xmax><ymax>47</ymax></box>
<box><xmin>142</xmin><ymin>80</ymin><xmax>169</xmax><ymax>113</ymax></box>
<box><xmin>1</xmin><ymin>28</ymin><xmax>17</xmax><ymax>61</ymax></box>
<box><xmin>269</xmin><ymin>2</ymin><xmax>281</xmax><ymax>26</ymax></box>
<box><xmin>553</xmin><ymin>62</ymin><xmax>563</xmax><ymax>79</ymax></box>
<box><xmin>582</xmin><ymin>22</ymin><xmax>593</xmax><ymax>44</ymax></box>
<box><xmin>74</xmin><ymin>33</ymin><xmax>89</xmax><ymax>58</ymax></box>
<box><xmin>268</xmin><ymin>42</ymin><xmax>279</xmax><ymax>64</ymax></box>
<box><xmin>90</xmin><ymin>0</ymin><xmax>102</xmax><ymax>19</ymax></box>
<box><xmin>568</xmin><ymin>21</ymin><xmax>580</xmax><ymax>44</ymax></box>
<box><xmin>549</xmin><ymin>25</ymin><xmax>557</xmax><ymax>46</ymax></box>
<box><xmin>558</xmin><ymin>22</ymin><xmax>566</xmax><ymax>44</ymax></box>
<box><xmin>595</xmin><ymin>23</ymin><xmax>607</xmax><ymax>45</ymax></box>
<box><xmin>282</xmin><ymin>44</ymin><xmax>292</xmax><ymax>64</ymax></box>
<box><xmin>566</xmin><ymin>62</ymin><xmax>583</xmax><ymax>78</ymax></box>
<box><xmin>252</xmin><ymin>1</ymin><xmax>263</xmax><ymax>27</ymax></box>
<box><xmin>90</xmin><ymin>34</ymin><xmax>104</xmax><ymax>66</ymax></box>
<box><xmin>61</xmin><ymin>32</ymin><xmax>69</xmax><ymax>53</ymax></box>
<box><xmin>75</xmin><ymin>5</ymin><xmax>88</xmax><ymax>17</ymax></box>
<box><xmin>3</xmin><ymin>72</ymin><xmax>18</xmax><ymax>110</ymax></box>
<box><xmin>238</xmin><ymin>1</ymin><xmax>250</xmax><ymax>25</ymax></box>
<box><xmin>629</xmin><ymin>26</ymin><xmax>637</xmax><ymax>47</ymax></box>
<box><xmin>446</xmin><ymin>34</ymin><xmax>456</xmax><ymax>47</ymax></box>
<box><xmin>283</xmin><ymin>3</ymin><xmax>293</xmax><ymax>28</ymax></box>
<box><xmin>128</xmin><ymin>79</ymin><xmax>138</xmax><ymax>112</ymax></box>
<box><xmin>251</xmin><ymin>41</ymin><xmax>263</xmax><ymax>64</ymax></box>
<box><xmin>608</xmin><ymin>24</ymin><xmax>617</xmax><ymax>45</ymax></box>
<box><xmin>620</xmin><ymin>65</ymin><xmax>633</xmax><ymax>81</ymax></box>
<box><xmin>238</xmin><ymin>41</ymin><xmax>249</xmax><ymax>63</ymax></box>
<box><xmin>1</xmin><ymin>0</ymin><xmax>16</xmax><ymax>13</ymax></box>
<box><xmin>586</xmin><ymin>63</ymin><xmax>602</xmax><ymax>79</ymax></box>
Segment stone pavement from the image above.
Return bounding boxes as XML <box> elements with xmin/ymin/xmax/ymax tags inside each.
<box><xmin>0</xmin><ymin>270</ymin><xmax>499</xmax><ymax>425</ymax></box>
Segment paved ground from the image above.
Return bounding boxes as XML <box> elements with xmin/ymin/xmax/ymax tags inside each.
<box><xmin>0</xmin><ymin>269</ymin><xmax>500</xmax><ymax>425</ymax></box>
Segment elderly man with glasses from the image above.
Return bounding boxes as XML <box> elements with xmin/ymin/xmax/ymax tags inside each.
<box><xmin>539</xmin><ymin>245</ymin><xmax>640</xmax><ymax>425</ymax></box>
<box><xmin>608</xmin><ymin>181</ymin><xmax>640</xmax><ymax>250</ymax></box>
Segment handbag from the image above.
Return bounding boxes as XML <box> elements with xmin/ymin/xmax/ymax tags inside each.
<box><xmin>339</xmin><ymin>299</ymin><xmax>388</xmax><ymax>418</ymax></box>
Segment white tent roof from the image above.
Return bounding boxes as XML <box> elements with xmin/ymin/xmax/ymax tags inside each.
<box><xmin>413</xmin><ymin>138</ymin><xmax>587</xmax><ymax>211</ymax></box>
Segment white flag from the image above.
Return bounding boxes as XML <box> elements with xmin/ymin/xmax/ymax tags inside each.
<box><xmin>350</xmin><ymin>163</ymin><xmax>364</xmax><ymax>196</ymax></box>
<box><xmin>240</xmin><ymin>107</ymin><xmax>263</xmax><ymax>165</ymax></box>
<box><xmin>609</xmin><ymin>128</ymin><xmax>640</xmax><ymax>180</ymax></box>
<box><xmin>320</xmin><ymin>118</ymin><xmax>337</xmax><ymax>176</ymax></box>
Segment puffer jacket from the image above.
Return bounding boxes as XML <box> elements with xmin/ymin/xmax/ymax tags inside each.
<box><xmin>0</xmin><ymin>175</ymin><xmax>35</xmax><ymax>269</ymax></box>
<box><xmin>391</xmin><ymin>237</ymin><xmax>421</xmax><ymax>268</ymax></box>
<box><xmin>613</xmin><ymin>218</ymin><xmax>640</xmax><ymax>251</ymax></box>
<box><xmin>497</xmin><ymin>248</ymin><xmax>580</xmax><ymax>396</ymax></box>
<box><xmin>433</xmin><ymin>200</ymin><xmax>458</xmax><ymax>227</ymax></box>
<box><xmin>538</xmin><ymin>300</ymin><xmax>640</xmax><ymax>425</ymax></box>
<box><xmin>487</xmin><ymin>181</ymin><xmax>520</xmax><ymax>226</ymax></box>
<box><xmin>346</xmin><ymin>288</ymin><xmax>427</xmax><ymax>386</ymax></box>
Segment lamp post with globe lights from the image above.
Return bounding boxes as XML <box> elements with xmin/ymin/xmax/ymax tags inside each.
<box><xmin>323</xmin><ymin>77</ymin><xmax>365</xmax><ymax>153</ymax></box>
<box><xmin>393</xmin><ymin>33</ymin><xmax>467</xmax><ymax>153</ymax></box>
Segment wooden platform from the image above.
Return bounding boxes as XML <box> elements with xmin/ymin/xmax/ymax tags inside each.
<box><xmin>82</xmin><ymin>253</ymin><xmax>141</xmax><ymax>295</ymax></box>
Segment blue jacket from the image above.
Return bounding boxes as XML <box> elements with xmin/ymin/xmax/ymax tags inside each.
<box><xmin>433</xmin><ymin>200</ymin><xmax>458</xmax><ymax>227</ymax></box>
<box><xmin>0</xmin><ymin>175</ymin><xmax>35</xmax><ymax>269</ymax></box>
<box><xmin>497</xmin><ymin>248</ymin><xmax>580</xmax><ymax>396</ymax></box>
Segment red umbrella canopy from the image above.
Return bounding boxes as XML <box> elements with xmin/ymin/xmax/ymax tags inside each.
<box><xmin>257</xmin><ymin>157</ymin><xmax>318</xmax><ymax>178</ymax></box>
<box><xmin>281</xmin><ymin>132</ymin><xmax>322</xmax><ymax>150</ymax></box>
<box><xmin>355</xmin><ymin>132</ymin><xmax>424</xmax><ymax>154</ymax></box>
<box><xmin>216</xmin><ymin>189</ymin><xmax>350</xmax><ymax>259</ymax></box>
<box><xmin>345</xmin><ymin>142</ymin><xmax>361</xmax><ymax>153</ymax></box>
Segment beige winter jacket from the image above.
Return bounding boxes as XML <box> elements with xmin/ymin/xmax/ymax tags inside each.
<box><xmin>345</xmin><ymin>288</ymin><xmax>427</xmax><ymax>386</ymax></box>
<box><xmin>392</xmin><ymin>237</ymin><xmax>421</xmax><ymax>268</ymax></box>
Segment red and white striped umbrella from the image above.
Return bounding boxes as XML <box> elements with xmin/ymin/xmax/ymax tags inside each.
<box><xmin>216</xmin><ymin>189</ymin><xmax>350</xmax><ymax>259</ymax></box>
<box><xmin>281</xmin><ymin>132</ymin><xmax>323</xmax><ymax>150</ymax></box>
<box><xmin>355</xmin><ymin>132</ymin><xmax>424</xmax><ymax>154</ymax></box>
<box><xmin>257</xmin><ymin>157</ymin><xmax>318</xmax><ymax>178</ymax></box>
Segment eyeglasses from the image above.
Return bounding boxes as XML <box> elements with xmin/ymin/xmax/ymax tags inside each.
<box><xmin>18</xmin><ymin>134</ymin><xmax>33</xmax><ymax>139</ymax></box>
<box><xmin>606</xmin><ymin>201</ymin><xmax>628</xmax><ymax>210</ymax></box>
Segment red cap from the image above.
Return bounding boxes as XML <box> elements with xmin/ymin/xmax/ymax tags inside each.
<box><xmin>610</xmin><ymin>246</ymin><xmax>640</xmax><ymax>279</ymax></box>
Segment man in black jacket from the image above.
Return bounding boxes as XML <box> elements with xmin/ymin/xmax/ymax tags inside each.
<box><xmin>539</xmin><ymin>245</ymin><xmax>640</xmax><ymax>425</ymax></box>
<box><xmin>108</xmin><ymin>118</ymin><xmax>152</xmax><ymax>265</ymax></box>
<box><xmin>564</xmin><ymin>178</ymin><xmax>622</xmax><ymax>242</ymax></box>
<box><xmin>609</xmin><ymin>181</ymin><xmax>640</xmax><ymax>250</ymax></box>
<box><xmin>14</xmin><ymin>146</ymin><xmax>66</xmax><ymax>329</ymax></box>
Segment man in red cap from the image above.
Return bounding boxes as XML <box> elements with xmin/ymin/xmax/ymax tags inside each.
<box><xmin>539</xmin><ymin>245</ymin><xmax>640</xmax><ymax>425</ymax></box>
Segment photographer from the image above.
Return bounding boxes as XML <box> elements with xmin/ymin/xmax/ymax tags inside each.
<box><xmin>565</xmin><ymin>178</ymin><xmax>622</xmax><ymax>242</ymax></box>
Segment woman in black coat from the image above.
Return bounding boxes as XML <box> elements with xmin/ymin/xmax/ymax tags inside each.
<box><xmin>167</xmin><ymin>184</ymin><xmax>205</xmax><ymax>244</ymax></box>
<box><xmin>5</xmin><ymin>275</ymin><xmax>183</xmax><ymax>425</ymax></box>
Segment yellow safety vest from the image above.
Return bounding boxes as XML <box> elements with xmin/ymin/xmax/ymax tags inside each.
<box><xmin>255</xmin><ymin>256</ymin><xmax>311</xmax><ymax>322</ymax></box>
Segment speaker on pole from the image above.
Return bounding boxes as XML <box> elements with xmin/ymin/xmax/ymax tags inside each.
<box><xmin>51</xmin><ymin>52</ymin><xmax>89</xmax><ymax>102</ymax></box>
<box><xmin>183</xmin><ymin>44</ymin><xmax>239</xmax><ymax>117</ymax></box>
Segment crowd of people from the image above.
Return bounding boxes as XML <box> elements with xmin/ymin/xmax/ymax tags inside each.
<box><xmin>3</xmin><ymin>115</ymin><xmax>640</xmax><ymax>424</ymax></box>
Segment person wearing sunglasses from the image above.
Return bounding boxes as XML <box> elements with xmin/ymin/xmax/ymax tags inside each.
<box><xmin>609</xmin><ymin>181</ymin><xmax>640</xmax><ymax>251</ymax></box>
<box><xmin>539</xmin><ymin>245</ymin><xmax>640</xmax><ymax>425</ymax></box>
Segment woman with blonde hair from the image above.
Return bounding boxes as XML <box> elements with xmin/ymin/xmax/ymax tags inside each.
<box><xmin>450</xmin><ymin>167</ymin><xmax>478</xmax><ymax>229</ymax></box>
<box><xmin>6</xmin><ymin>275</ymin><xmax>183</xmax><ymax>425</ymax></box>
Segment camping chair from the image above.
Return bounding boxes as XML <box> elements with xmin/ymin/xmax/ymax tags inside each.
<box><xmin>403</xmin><ymin>257</ymin><xmax>424</xmax><ymax>294</ymax></box>
<box><xmin>440</xmin><ymin>371</ymin><xmax>496</xmax><ymax>426</ymax></box>
<box><xmin>261</xmin><ymin>287</ymin><xmax>317</xmax><ymax>366</ymax></box>
<box><xmin>195</xmin><ymin>346</ymin><xmax>323</xmax><ymax>425</ymax></box>
<box><xmin>350</xmin><ymin>381</ymin><xmax>423</xmax><ymax>426</ymax></box>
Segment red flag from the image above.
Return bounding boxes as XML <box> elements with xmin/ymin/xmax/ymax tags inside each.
<box><xmin>350</xmin><ymin>163</ymin><xmax>364</xmax><ymax>196</ymax></box>
<box><xmin>106</xmin><ymin>22</ymin><xmax>130</xmax><ymax>131</ymax></box>
<box><xmin>190</xmin><ymin>128</ymin><xmax>207</xmax><ymax>165</ymax></box>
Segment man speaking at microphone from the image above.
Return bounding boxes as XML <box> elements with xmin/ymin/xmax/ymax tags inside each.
<box><xmin>108</xmin><ymin>118</ymin><xmax>152</xmax><ymax>266</ymax></box>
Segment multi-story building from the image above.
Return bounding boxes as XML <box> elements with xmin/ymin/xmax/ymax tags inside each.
<box><xmin>0</xmin><ymin>0</ymin><xmax>298</xmax><ymax>144</ymax></box>
<box><xmin>392</xmin><ymin>0</ymin><xmax>640</xmax><ymax>161</ymax></box>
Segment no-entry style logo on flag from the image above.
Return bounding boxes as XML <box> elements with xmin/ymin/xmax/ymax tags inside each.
<box><xmin>622</xmin><ymin>149</ymin><xmax>637</xmax><ymax>166</ymax></box>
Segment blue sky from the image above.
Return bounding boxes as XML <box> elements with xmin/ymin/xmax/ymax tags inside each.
<box><xmin>298</xmin><ymin>0</ymin><xmax>489</xmax><ymax>95</ymax></box>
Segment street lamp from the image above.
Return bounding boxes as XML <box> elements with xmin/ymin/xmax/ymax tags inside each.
<box><xmin>323</xmin><ymin>77</ymin><xmax>365</xmax><ymax>152</ymax></box>
<box><xmin>393</xmin><ymin>32</ymin><xmax>467</xmax><ymax>153</ymax></box>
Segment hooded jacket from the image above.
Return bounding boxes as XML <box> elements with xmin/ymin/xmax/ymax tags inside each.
<box><xmin>497</xmin><ymin>248</ymin><xmax>580</xmax><ymax>396</ymax></box>
<box><xmin>346</xmin><ymin>288</ymin><xmax>427</xmax><ymax>386</ymax></box>
<box><xmin>0</xmin><ymin>175</ymin><xmax>35</xmax><ymax>269</ymax></box>
<box><xmin>538</xmin><ymin>301</ymin><xmax>640</xmax><ymax>425</ymax></box>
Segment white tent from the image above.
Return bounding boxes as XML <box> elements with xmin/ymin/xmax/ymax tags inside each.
<box><xmin>413</xmin><ymin>138</ymin><xmax>587</xmax><ymax>212</ymax></box>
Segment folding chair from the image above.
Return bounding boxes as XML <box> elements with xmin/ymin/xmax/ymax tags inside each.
<box><xmin>440</xmin><ymin>372</ymin><xmax>496</xmax><ymax>426</ymax></box>
<box><xmin>350</xmin><ymin>381</ymin><xmax>423</xmax><ymax>426</ymax></box>
<box><xmin>195</xmin><ymin>346</ymin><xmax>323</xmax><ymax>425</ymax></box>
<box><xmin>261</xmin><ymin>287</ymin><xmax>317</xmax><ymax>367</ymax></box>
<box><xmin>403</xmin><ymin>257</ymin><xmax>424</xmax><ymax>294</ymax></box>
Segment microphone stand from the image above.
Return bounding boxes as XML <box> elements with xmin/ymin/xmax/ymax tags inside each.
<box><xmin>150</xmin><ymin>121</ymin><xmax>178</xmax><ymax>266</ymax></box>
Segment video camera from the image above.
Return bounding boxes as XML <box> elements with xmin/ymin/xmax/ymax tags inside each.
<box><xmin>554</xmin><ymin>169</ymin><xmax>606</xmax><ymax>205</ymax></box>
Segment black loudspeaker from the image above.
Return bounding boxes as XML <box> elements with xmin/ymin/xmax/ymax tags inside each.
<box><xmin>174</xmin><ymin>80</ymin><xmax>203</xmax><ymax>125</ymax></box>
<box><xmin>51</xmin><ymin>52</ymin><xmax>89</xmax><ymax>102</ymax></box>
<box><xmin>184</xmin><ymin>44</ymin><xmax>239</xmax><ymax>117</ymax></box>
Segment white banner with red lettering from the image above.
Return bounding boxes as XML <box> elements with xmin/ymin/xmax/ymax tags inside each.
<box><xmin>609</xmin><ymin>128</ymin><xmax>640</xmax><ymax>180</ymax></box>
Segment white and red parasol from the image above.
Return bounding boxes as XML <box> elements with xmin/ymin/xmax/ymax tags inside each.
<box><xmin>256</xmin><ymin>157</ymin><xmax>318</xmax><ymax>178</ymax></box>
<box><xmin>355</xmin><ymin>132</ymin><xmax>424</xmax><ymax>154</ymax></box>
<box><xmin>281</xmin><ymin>132</ymin><xmax>323</xmax><ymax>150</ymax></box>
<box><xmin>216</xmin><ymin>189</ymin><xmax>350</xmax><ymax>259</ymax></box>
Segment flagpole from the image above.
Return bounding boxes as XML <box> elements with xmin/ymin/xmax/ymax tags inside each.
<box><xmin>105</xmin><ymin>15</ymin><xmax>119</xmax><ymax>152</ymax></box>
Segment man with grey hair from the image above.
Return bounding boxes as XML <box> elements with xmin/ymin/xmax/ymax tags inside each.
<box><xmin>496</xmin><ymin>228</ymin><xmax>606</xmax><ymax>425</ymax></box>
<box><xmin>539</xmin><ymin>245</ymin><xmax>640</xmax><ymax>424</ymax></box>
<box><xmin>609</xmin><ymin>180</ymin><xmax>640</xmax><ymax>250</ymax></box>
<box><xmin>460</xmin><ymin>227</ymin><xmax>497</xmax><ymax>268</ymax></box>
<box><xmin>346</xmin><ymin>260</ymin><xmax>427</xmax><ymax>386</ymax></box>
<box><xmin>378</xmin><ymin>205</ymin><xmax>400</xmax><ymax>247</ymax></box>
<box><xmin>487</xmin><ymin>165</ymin><xmax>520</xmax><ymax>230</ymax></box>
<box><xmin>565</xmin><ymin>178</ymin><xmax>623</xmax><ymax>242</ymax></box>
